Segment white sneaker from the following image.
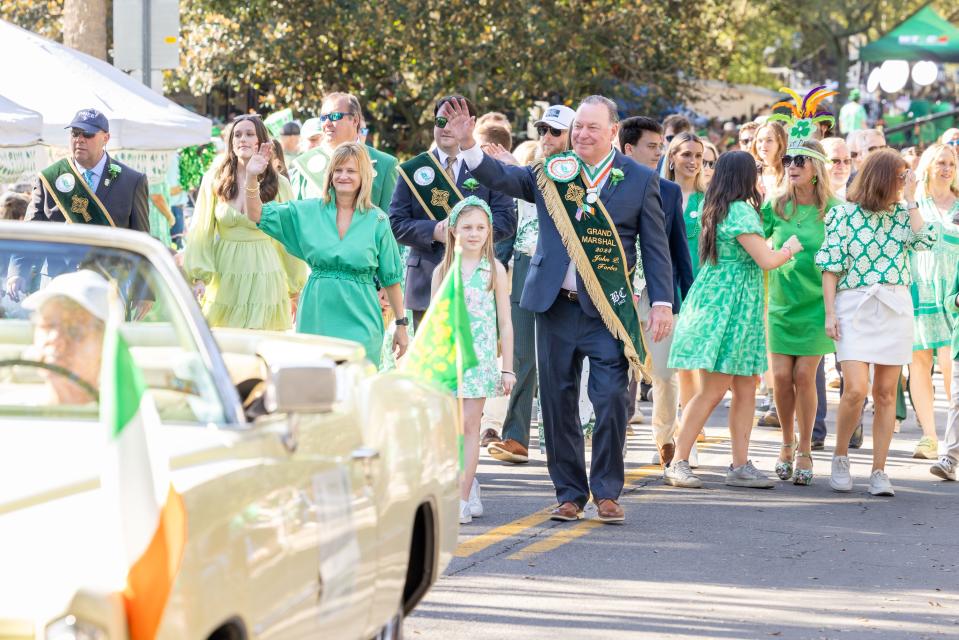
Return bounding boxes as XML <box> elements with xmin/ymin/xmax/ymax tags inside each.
<box><xmin>689</xmin><ymin>443</ymin><xmax>700</xmax><ymax>469</ymax></box>
<box><xmin>459</xmin><ymin>499</ymin><xmax>472</xmax><ymax>524</ymax></box>
<box><xmin>830</xmin><ymin>455</ymin><xmax>853</xmax><ymax>492</ymax></box>
<box><xmin>664</xmin><ymin>460</ymin><xmax>703</xmax><ymax>488</ymax></box>
<box><xmin>468</xmin><ymin>477</ymin><xmax>483</xmax><ymax>517</ymax></box>
<box><xmin>931</xmin><ymin>456</ymin><xmax>957</xmax><ymax>481</ymax></box>
<box><xmin>868</xmin><ymin>469</ymin><xmax>895</xmax><ymax>496</ymax></box>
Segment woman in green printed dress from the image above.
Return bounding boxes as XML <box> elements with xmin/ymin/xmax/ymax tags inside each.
<box><xmin>909</xmin><ymin>143</ymin><xmax>959</xmax><ymax>459</ymax></box>
<box><xmin>665</xmin><ymin>151</ymin><xmax>803</xmax><ymax>490</ymax></box>
<box><xmin>816</xmin><ymin>150</ymin><xmax>936</xmax><ymax>497</ymax></box>
<box><xmin>242</xmin><ymin>141</ymin><xmax>409</xmax><ymax>368</ymax></box>
<box><xmin>762</xmin><ymin>140</ymin><xmax>840</xmax><ymax>486</ymax></box>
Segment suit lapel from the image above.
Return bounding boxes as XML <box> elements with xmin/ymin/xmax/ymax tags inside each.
<box><xmin>600</xmin><ymin>150</ymin><xmax>626</xmax><ymax>203</ymax></box>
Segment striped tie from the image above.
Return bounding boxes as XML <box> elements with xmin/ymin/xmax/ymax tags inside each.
<box><xmin>445</xmin><ymin>156</ymin><xmax>457</xmax><ymax>183</ymax></box>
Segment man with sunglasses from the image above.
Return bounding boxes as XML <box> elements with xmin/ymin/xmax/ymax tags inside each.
<box><xmin>389</xmin><ymin>95</ymin><xmax>516</xmax><ymax>328</ymax></box>
<box><xmin>7</xmin><ymin>108</ymin><xmax>149</xmax><ymax>299</ymax></box>
<box><xmin>289</xmin><ymin>92</ymin><xmax>398</xmax><ymax>212</ymax></box>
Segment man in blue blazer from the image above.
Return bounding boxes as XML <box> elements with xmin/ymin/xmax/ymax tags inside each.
<box><xmin>388</xmin><ymin>96</ymin><xmax>516</xmax><ymax>327</ymax></box>
<box><xmin>443</xmin><ymin>96</ymin><xmax>674</xmax><ymax>523</ymax></box>
<box><xmin>620</xmin><ymin>116</ymin><xmax>694</xmax><ymax>468</ymax></box>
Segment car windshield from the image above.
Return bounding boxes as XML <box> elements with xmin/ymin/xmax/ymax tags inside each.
<box><xmin>0</xmin><ymin>239</ymin><xmax>226</xmax><ymax>424</ymax></box>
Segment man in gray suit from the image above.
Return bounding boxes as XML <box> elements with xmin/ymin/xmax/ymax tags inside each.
<box><xmin>6</xmin><ymin>108</ymin><xmax>149</xmax><ymax>299</ymax></box>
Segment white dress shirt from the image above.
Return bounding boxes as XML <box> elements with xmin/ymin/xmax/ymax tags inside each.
<box><xmin>74</xmin><ymin>152</ymin><xmax>109</xmax><ymax>192</ymax></box>
<box><xmin>435</xmin><ymin>147</ymin><xmax>463</xmax><ymax>182</ymax></box>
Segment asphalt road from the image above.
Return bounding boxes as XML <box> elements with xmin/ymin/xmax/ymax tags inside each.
<box><xmin>407</xmin><ymin>378</ymin><xmax>959</xmax><ymax>639</ymax></box>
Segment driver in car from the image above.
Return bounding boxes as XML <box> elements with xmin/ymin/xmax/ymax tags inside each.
<box><xmin>22</xmin><ymin>270</ymin><xmax>110</xmax><ymax>405</ymax></box>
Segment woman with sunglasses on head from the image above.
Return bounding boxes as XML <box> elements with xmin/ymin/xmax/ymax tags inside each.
<box><xmin>185</xmin><ymin>115</ymin><xmax>306</xmax><ymax>330</ymax></box>
<box><xmin>908</xmin><ymin>143</ymin><xmax>959</xmax><ymax>461</ymax></box>
<box><xmin>762</xmin><ymin>141</ymin><xmax>841</xmax><ymax>485</ymax></box>
<box><xmin>816</xmin><ymin>149</ymin><xmax>936</xmax><ymax>496</ymax></box>
<box><xmin>749</xmin><ymin>121</ymin><xmax>788</xmax><ymax>200</ymax></box>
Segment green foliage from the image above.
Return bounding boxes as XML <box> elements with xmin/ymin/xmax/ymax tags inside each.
<box><xmin>1</xmin><ymin>0</ymin><xmax>64</xmax><ymax>39</ymax></box>
<box><xmin>178</xmin><ymin>144</ymin><xmax>218</xmax><ymax>191</ymax></box>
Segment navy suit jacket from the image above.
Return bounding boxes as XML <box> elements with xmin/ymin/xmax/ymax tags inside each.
<box><xmin>388</xmin><ymin>150</ymin><xmax>516</xmax><ymax>311</ymax></box>
<box><xmin>660</xmin><ymin>178</ymin><xmax>694</xmax><ymax>313</ymax></box>
<box><xmin>471</xmin><ymin>149</ymin><xmax>673</xmax><ymax>317</ymax></box>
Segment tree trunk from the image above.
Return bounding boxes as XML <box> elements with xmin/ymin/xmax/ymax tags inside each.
<box><xmin>62</xmin><ymin>0</ymin><xmax>107</xmax><ymax>60</ymax></box>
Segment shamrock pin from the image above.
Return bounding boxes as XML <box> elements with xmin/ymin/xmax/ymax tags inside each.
<box><xmin>790</xmin><ymin>120</ymin><xmax>813</xmax><ymax>140</ymax></box>
<box><xmin>463</xmin><ymin>178</ymin><xmax>480</xmax><ymax>191</ymax></box>
<box><xmin>610</xmin><ymin>168</ymin><xmax>625</xmax><ymax>186</ymax></box>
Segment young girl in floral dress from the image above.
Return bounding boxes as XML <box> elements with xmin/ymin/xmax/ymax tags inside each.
<box><xmin>431</xmin><ymin>196</ymin><xmax>515</xmax><ymax>524</ymax></box>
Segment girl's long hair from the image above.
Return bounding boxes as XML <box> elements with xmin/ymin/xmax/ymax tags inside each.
<box><xmin>699</xmin><ymin>151</ymin><xmax>762</xmax><ymax>266</ymax></box>
<box><xmin>750</xmin><ymin>121</ymin><xmax>787</xmax><ymax>184</ymax></box>
<box><xmin>433</xmin><ymin>205</ymin><xmax>498</xmax><ymax>292</ymax></box>
<box><xmin>214</xmin><ymin>115</ymin><xmax>279</xmax><ymax>203</ymax></box>
<box><xmin>916</xmin><ymin>143</ymin><xmax>959</xmax><ymax>200</ymax></box>
<box><xmin>665</xmin><ymin>132</ymin><xmax>706</xmax><ymax>193</ymax></box>
<box><xmin>771</xmin><ymin>141</ymin><xmax>835</xmax><ymax>221</ymax></box>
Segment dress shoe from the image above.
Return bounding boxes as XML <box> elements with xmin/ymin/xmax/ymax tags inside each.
<box><xmin>480</xmin><ymin>428</ymin><xmax>501</xmax><ymax>447</ymax></box>
<box><xmin>488</xmin><ymin>438</ymin><xmax>529</xmax><ymax>463</ymax></box>
<box><xmin>811</xmin><ymin>437</ymin><xmax>825</xmax><ymax>451</ymax></box>
<box><xmin>657</xmin><ymin>441</ymin><xmax>675</xmax><ymax>467</ymax></box>
<box><xmin>849</xmin><ymin>423</ymin><xmax>863</xmax><ymax>449</ymax></box>
<box><xmin>758</xmin><ymin>409</ymin><xmax>780</xmax><ymax>428</ymax></box>
<box><xmin>550</xmin><ymin>501</ymin><xmax>584</xmax><ymax>522</ymax></box>
<box><xmin>594</xmin><ymin>498</ymin><xmax>625</xmax><ymax>524</ymax></box>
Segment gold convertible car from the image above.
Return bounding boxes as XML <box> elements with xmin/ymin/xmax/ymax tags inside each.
<box><xmin>0</xmin><ymin>221</ymin><xmax>459</xmax><ymax>639</ymax></box>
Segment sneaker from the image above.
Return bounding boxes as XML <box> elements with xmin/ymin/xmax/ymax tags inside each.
<box><xmin>829</xmin><ymin>455</ymin><xmax>853</xmax><ymax>492</ymax></box>
<box><xmin>664</xmin><ymin>460</ymin><xmax>703</xmax><ymax>488</ymax></box>
<box><xmin>849</xmin><ymin>424</ymin><xmax>864</xmax><ymax>449</ymax></box>
<box><xmin>688</xmin><ymin>442</ymin><xmax>699</xmax><ymax>468</ymax></box>
<box><xmin>725</xmin><ymin>460</ymin><xmax>775</xmax><ymax>489</ymax></box>
<box><xmin>930</xmin><ymin>456</ymin><xmax>957</xmax><ymax>481</ymax></box>
<box><xmin>459</xmin><ymin>499</ymin><xmax>472</xmax><ymax>524</ymax></box>
<box><xmin>868</xmin><ymin>469</ymin><xmax>895</xmax><ymax>496</ymax></box>
<box><xmin>912</xmin><ymin>437</ymin><xmax>938</xmax><ymax>460</ymax></box>
<box><xmin>629</xmin><ymin>407</ymin><xmax>646</xmax><ymax>425</ymax></box>
<box><xmin>468</xmin><ymin>477</ymin><xmax>483</xmax><ymax>517</ymax></box>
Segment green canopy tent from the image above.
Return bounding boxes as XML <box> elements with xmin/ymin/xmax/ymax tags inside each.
<box><xmin>859</xmin><ymin>6</ymin><xmax>959</xmax><ymax>62</ymax></box>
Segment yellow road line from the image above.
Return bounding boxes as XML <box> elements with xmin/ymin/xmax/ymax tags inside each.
<box><xmin>454</xmin><ymin>508</ymin><xmax>554</xmax><ymax>558</ymax></box>
<box><xmin>507</xmin><ymin>520</ymin><xmax>604</xmax><ymax>560</ymax></box>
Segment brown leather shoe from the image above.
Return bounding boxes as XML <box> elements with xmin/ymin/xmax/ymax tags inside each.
<box><xmin>549</xmin><ymin>501</ymin><xmax>584</xmax><ymax>522</ymax></box>
<box><xmin>658</xmin><ymin>441</ymin><xmax>675</xmax><ymax>467</ymax></box>
<box><xmin>594</xmin><ymin>498</ymin><xmax>625</xmax><ymax>524</ymax></box>
<box><xmin>480</xmin><ymin>428</ymin><xmax>501</xmax><ymax>447</ymax></box>
<box><xmin>488</xmin><ymin>438</ymin><xmax>529</xmax><ymax>463</ymax></box>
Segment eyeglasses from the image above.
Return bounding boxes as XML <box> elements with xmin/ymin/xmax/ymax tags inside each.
<box><xmin>70</xmin><ymin>128</ymin><xmax>96</xmax><ymax>139</ymax></box>
<box><xmin>946</xmin><ymin>139</ymin><xmax>959</xmax><ymax>146</ymax></box>
<box><xmin>702</xmin><ymin>160</ymin><xmax>716</xmax><ymax>169</ymax></box>
<box><xmin>665</xmin><ymin>134</ymin><xmax>675</xmax><ymax>143</ymax></box>
<box><xmin>866</xmin><ymin>144</ymin><xmax>887</xmax><ymax>154</ymax></box>
<box><xmin>829</xmin><ymin>157</ymin><xmax>852</xmax><ymax>166</ymax></box>
<box><xmin>740</xmin><ymin>137</ymin><xmax>753</xmax><ymax>148</ymax></box>
<box><xmin>434</xmin><ymin>116</ymin><xmax>448</xmax><ymax>129</ymax></box>
<box><xmin>781</xmin><ymin>155</ymin><xmax>808</xmax><ymax>168</ymax></box>
<box><xmin>897</xmin><ymin>169</ymin><xmax>910</xmax><ymax>180</ymax></box>
<box><xmin>536</xmin><ymin>124</ymin><xmax>564</xmax><ymax>138</ymax></box>
<box><xmin>319</xmin><ymin>112</ymin><xmax>352</xmax><ymax>123</ymax></box>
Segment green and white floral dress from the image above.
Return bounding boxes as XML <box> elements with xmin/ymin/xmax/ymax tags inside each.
<box><xmin>458</xmin><ymin>257</ymin><xmax>501</xmax><ymax>399</ymax></box>
<box><xmin>910</xmin><ymin>198</ymin><xmax>959</xmax><ymax>351</ymax></box>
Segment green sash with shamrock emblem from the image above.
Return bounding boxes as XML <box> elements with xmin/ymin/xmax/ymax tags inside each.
<box><xmin>397</xmin><ymin>152</ymin><xmax>465</xmax><ymax>221</ymax></box>
<box><xmin>39</xmin><ymin>158</ymin><xmax>116</xmax><ymax>226</ymax></box>
<box><xmin>535</xmin><ymin>152</ymin><xmax>646</xmax><ymax>378</ymax></box>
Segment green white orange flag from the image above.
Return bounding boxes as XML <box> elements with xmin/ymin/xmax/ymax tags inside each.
<box><xmin>100</xmin><ymin>310</ymin><xmax>186</xmax><ymax>640</ymax></box>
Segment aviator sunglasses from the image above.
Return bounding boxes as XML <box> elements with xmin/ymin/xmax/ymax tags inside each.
<box><xmin>536</xmin><ymin>124</ymin><xmax>564</xmax><ymax>138</ymax></box>
<box><xmin>70</xmin><ymin>128</ymin><xmax>97</xmax><ymax>139</ymax></box>
<box><xmin>319</xmin><ymin>111</ymin><xmax>351</xmax><ymax>123</ymax></box>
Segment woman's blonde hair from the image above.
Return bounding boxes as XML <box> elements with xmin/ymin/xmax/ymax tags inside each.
<box><xmin>916</xmin><ymin>143</ymin><xmax>959</xmax><ymax>200</ymax></box>
<box><xmin>751</xmin><ymin>121</ymin><xmax>788</xmax><ymax>183</ymax></box>
<box><xmin>321</xmin><ymin>142</ymin><xmax>375</xmax><ymax>211</ymax></box>
<box><xmin>433</xmin><ymin>204</ymin><xmax>498</xmax><ymax>292</ymax></box>
<box><xmin>513</xmin><ymin>140</ymin><xmax>541</xmax><ymax>165</ymax></box>
<box><xmin>665</xmin><ymin>132</ymin><xmax>706</xmax><ymax>193</ymax></box>
<box><xmin>771</xmin><ymin>141</ymin><xmax>835</xmax><ymax>221</ymax></box>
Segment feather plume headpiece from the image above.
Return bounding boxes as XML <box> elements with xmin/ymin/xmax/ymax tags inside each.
<box><xmin>768</xmin><ymin>85</ymin><xmax>837</xmax><ymax>162</ymax></box>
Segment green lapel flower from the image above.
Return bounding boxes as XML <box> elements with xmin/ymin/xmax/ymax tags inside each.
<box><xmin>610</xmin><ymin>167</ymin><xmax>625</xmax><ymax>186</ymax></box>
<box><xmin>105</xmin><ymin>163</ymin><xmax>121</xmax><ymax>186</ymax></box>
<box><xmin>463</xmin><ymin>177</ymin><xmax>480</xmax><ymax>191</ymax></box>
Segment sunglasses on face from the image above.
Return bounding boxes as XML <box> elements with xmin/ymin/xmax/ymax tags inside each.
<box><xmin>830</xmin><ymin>157</ymin><xmax>852</xmax><ymax>166</ymax></box>
<box><xmin>665</xmin><ymin>134</ymin><xmax>675</xmax><ymax>143</ymax></box>
<box><xmin>70</xmin><ymin>129</ymin><xmax>96</xmax><ymax>139</ymax></box>
<box><xmin>434</xmin><ymin>116</ymin><xmax>448</xmax><ymax>129</ymax></box>
<box><xmin>867</xmin><ymin>144</ymin><xmax>887</xmax><ymax>154</ymax></box>
<box><xmin>740</xmin><ymin>137</ymin><xmax>753</xmax><ymax>147</ymax></box>
<box><xmin>702</xmin><ymin>160</ymin><xmax>716</xmax><ymax>169</ymax></box>
<box><xmin>781</xmin><ymin>155</ymin><xmax>808</xmax><ymax>168</ymax></box>
<box><xmin>319</xmin><ymin>112</ymin><xmax>351</xmax><ymax>123</ymax></box>
<box><xmin>536</xmin><ymin>124</ymin><xmax>563</xmax><ymax>138</ymax></box>
<box><xmin>946</xmin><ymin>139</ymin><xmax>959</xmax><ymax>146</ymax></box>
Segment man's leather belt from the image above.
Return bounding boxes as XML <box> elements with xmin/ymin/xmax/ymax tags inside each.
<box><xmin>560</xmin><ymin>288</ymin><xmax>579</xmax><ymax>302</ymax></box>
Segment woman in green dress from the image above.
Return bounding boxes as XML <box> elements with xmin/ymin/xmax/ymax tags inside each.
<box><xmin>184</xmin><ymin>115</ymin><xmax>306</xmax><ymax>330</ymax></box>
<box><xmin>762</xmin><ymin>140</ymin><xmax>839</xmax><ymax>486</ymax></box>
<box><xmin>909</xmin><ymin>143</ymin><xmax>959</xmax><ymax>459</ymax></box>
<box><xmin>243</xmin><ymin>141</ymin><xmax>409</xmax><ymax>368</ymax></box>
<box><xmin>665</xmin><ymin>151</ymin><xmax>802</xmax><ymax>490</ymax></box>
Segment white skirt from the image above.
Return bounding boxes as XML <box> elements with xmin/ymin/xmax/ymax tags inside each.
<box><xmin>835</xmin><ymin>284</ymin><xmax>914</xmax><ymax>365</ymax></box>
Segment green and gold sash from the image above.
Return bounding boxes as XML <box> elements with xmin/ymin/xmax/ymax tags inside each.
<box><xmin>291</xmin><ymin>146</ymin><xmax>332</xmax><ymax>197</ymax></box>
<box><xmin>39</xmin><ymin>158</ymin><xmax>115</xmax><ymax>226</ymax></box>
<box><xmin>397</xmin><ymin>152</ymin><xmax>464</xmax><ymax>221</ymax></box>
<box><xmin>534</xmin><ymin>155</ymin><xmax>647</xmax><ymax>378</ymax></box>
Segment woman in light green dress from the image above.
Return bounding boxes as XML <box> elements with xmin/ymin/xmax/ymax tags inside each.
<box><xmin>909</xmin><ymin>143</ymin><xmax>959</xmax><ymax>458</ymax></box>
<box><xmin>147</xmin><ymin>180</ymin><xmax>174</xmax><ymax>249</ymax></box>
<box><xmin>244</xmin><ymin>141</ymin><xmax>409</xmax><ymax>368</ymax></box>
<box><xmin>665</xmin><ymin>152</ymin><xmax>802</xmax><ymax>490</ymax></box>
<box><xmin>184</xmin><ymin>116</ymin><xmax>306</xmax><ymax>330</ymax></box>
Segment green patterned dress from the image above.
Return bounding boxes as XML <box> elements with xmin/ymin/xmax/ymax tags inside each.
<box><xmin>910</xmin><ymin>198</ymin><xmax>959</xmax><ymax>351</ymax></box>
<box><xmin>458</xmin><ymin>257</ymin><xmax>500</xmax><ymax>399</ymax></box>
<box><xmin>683</xmin><ymin>191</ymin><xmax>706</xmax><ymax>279</ymax></box>
<box><xmin>668</xmin><ymin>200</ymin><xmax>768</xmax><ymax>375</ymax></box>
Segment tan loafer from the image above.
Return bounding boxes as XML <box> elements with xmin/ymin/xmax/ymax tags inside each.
<box><xmin>657</xmin><ymin>441</ymin><xmax>675</xmax><ymax>467</ymax></box>
<box><xmin>480</xmin><ymin>428</ymin><xmax>501</xmax><ymax>447</ymax></box>
<box><xmin>594</xmin><ymin>498</ymin><xmax>625</xmax><ymax>524</ymax></box>
<box><xmin>550</xmin><ymin>501</ymin><xmax>584</xmax><ymax>522</ymax></box>
<box><xmin>488</xmin><ymin>438</ymin><xmax>529</xmax><ymax>463</ymax></box>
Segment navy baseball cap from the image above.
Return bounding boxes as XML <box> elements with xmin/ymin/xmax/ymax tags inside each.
<box><xmin>66</xmin><ymin>108</ymin><xmax>109</xmax><ymax>134</ymax></box>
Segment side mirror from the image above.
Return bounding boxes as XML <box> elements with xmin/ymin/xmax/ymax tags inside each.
<box><xmin>256</xmin><ymin>341</ymin><xmax>338</xmax><ymax>414</ymax></box>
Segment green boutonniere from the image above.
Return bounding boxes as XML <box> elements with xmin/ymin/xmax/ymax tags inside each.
<box><xmin>105</xmin><ymin>163</ymin><xmax>121</xmax><ymax>186</ymax></box>
<box><xmin>610</xmin><ymin>168</ymin><xmax>624</xmax><ymax>185</ymax></box>
<box><xmin>463</xmin><ymin>177</ymin><xmax>480</xmax><ymax>191</ymax></box>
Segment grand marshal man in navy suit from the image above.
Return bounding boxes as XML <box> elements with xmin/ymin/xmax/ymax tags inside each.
<box><xmin>389</xmin><ymin>95</ymin><xmax>516</xmax><ymax>328</ymax></box>
<box><xmin>442</xmin><ymin>95</ymin><xmax>674</xmax><ymax>524</ymax></box>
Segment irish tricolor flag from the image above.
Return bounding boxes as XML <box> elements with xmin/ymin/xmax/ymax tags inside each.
<box><xmin>100</xmin><ymin>313</ymin><xmax>187</xmax><ymax>639</ymax></box>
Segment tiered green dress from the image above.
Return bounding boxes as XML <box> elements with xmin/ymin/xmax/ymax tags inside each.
<box><xmin>184</xmin><ymin>170</ymin><xmax>307</xmax><ymax>330</ymax></box>
<box><xmin>668</xmin><ymin>200</ymin><xmax>768</xmax><ymax>375</ymax></box>
<box><xmin>910</xmin><ymin>197</ymin><xmax>959</xmax><ymax>351</ymax></box>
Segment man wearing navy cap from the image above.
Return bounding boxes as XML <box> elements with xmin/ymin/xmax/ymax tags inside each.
<box><xmin>6</xmin><ymin>108</ymin><xmax>149</xmax><ymax>298</ymax></box>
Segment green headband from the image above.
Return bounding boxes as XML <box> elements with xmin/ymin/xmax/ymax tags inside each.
<box><xmin>449</xmin><ymin>195</ymin><xmax>493</xmax><ymax>227</ymax></box>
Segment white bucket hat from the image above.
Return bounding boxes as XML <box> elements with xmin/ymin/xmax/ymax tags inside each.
<box><xmin>22</xmin><ymin>270</ymin><xmax>111</xmax><ymax>322</ymax></box>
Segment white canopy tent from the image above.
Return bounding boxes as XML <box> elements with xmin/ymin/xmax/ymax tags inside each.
<box><xmin>0</xmin><ymin>95</ymin><xmax>46</xmax><ymax>183</ymax></box>
<box><xmin>0</xmin><ymin>19</ymin><xmax>211</xmax><ymax>150</ymax></box>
